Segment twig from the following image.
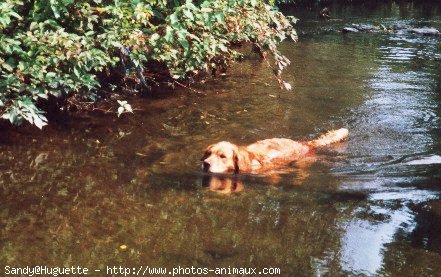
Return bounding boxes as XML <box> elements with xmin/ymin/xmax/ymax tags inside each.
<box><xmin>173</xmin><ymin>80</ymin><xmax>207</xmax><ymax>96</ymax></box>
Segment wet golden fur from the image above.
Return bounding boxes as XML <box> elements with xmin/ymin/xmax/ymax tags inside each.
<box><xmin>201</xmin><ymin>128</ymin><xmax>348</xmax><ymax>174</ymax></box>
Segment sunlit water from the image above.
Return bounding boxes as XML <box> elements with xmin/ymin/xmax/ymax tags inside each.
<box><xmin>1</xmin><ymin>2</ymin><xmax>441</xmax><ymax>276</ymax></box>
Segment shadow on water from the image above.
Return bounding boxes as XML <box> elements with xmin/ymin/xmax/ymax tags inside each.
<box><xmin>1</xmin><ymin>1</ymin><xmax>441</xmax><ymax>276</ymax></box>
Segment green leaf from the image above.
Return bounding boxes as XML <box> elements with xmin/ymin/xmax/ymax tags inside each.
<box><xmin>183</xmin><ymin>9</ymin><xmax>194</xmax><ymax>21</ymax></box>
<box><xmin>33</xmin><ymin>114</ymin><xmax>48</xmax><ymax>129</ymax></box>
<box><xmin>169</xmin><ymin>13</ymin><xmax>179</xmax><ymax>25</ymax></box>
<box><xmin>179</xmin><ymin>39</ymin><xmax>189</xmax><ymax>50</ymax></box>
<box><xmin>214</xmin><ymin>13</ymin><xmax>224</xmax><ymax>23</ymax></box>
<box><xmin>50</xmin><ymin>0</ymin><xmax>61</xmax><ymax>18</ymax></box>
<box><xmin>46</xmin><ymin>72</ymin><xmax>57</xmax><ymax>78</ymax></box>
<box><xmin>117</xmin><ymin>106</ymin><xmax>124</xmax><ymax>117</ymax></box>
<box><xmin>164</xmin><ymin>27</ymin><xmax>174</xmax><ymax>42</ymax></box>
<box><xmin>73</xmin><ymin>67</ymin><xmax>80</xmax><ymax>78</ymax></box>
<box><xmin>9</xmin><ymin>11</ymin><xmax>22</xmax><ymax>20</ymax></box>
<box><xmin>151</xmin><ymin>33</ymin><xmax>160</xmax><ymax>41</ymax></box>
<box><xmin>1</xmin><ymin>61</ymin><xmax>13</xmax><ymax>72</ymax></box>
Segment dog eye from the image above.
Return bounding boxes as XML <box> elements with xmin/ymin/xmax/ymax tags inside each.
<box><xmin>220</xmin><ymin>154</ymin><xmax>226</xmax><ymax>159</ymax></box>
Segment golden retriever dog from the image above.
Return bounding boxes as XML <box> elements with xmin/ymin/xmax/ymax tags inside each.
<box><xmin>201</xmin><ymin>128</ymin><xmax>348</xmax><ymax>174</ymax></box>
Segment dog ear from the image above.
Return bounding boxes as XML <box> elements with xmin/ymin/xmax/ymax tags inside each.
<box><xmin>233</xmin><ymin>150</ymin><xmax>240</xmax><ymax>173</ymax></box>
<box><xmin>233</xmin><ymin>147</ymin><xmax>252</xmax><ymax>173</ymax></box>
<box><xmin>200</xmin><ymin>144</ymin><xmax>214</xmax><ymax>161</ymax></box>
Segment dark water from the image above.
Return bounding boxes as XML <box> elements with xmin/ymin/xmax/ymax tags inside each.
<box><xmin>1</xmin><ymin>2</ymin><xmax>441</xmax><ymax>276</ymax></box>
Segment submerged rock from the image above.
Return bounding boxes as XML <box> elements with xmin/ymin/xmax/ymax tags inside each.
<box><xmin>406</xmin><ymin>155</ymin><xmax>441</xmax><ymax>165</ymax></box>
<box><xmin>353</xmin><ymin>24</ymin><xmax>380</xmax><ymax>32</ymax></box>
<box><xmin>342</xmin><ymin>27</ymin><xmax>360</xmax><ymax>33</ymax></box>
<box><xmin>342</xmin><ymin>24</ymin><xmax>440</xmax><ymax>37</ymax></box>
<box><xmin>408</xmin><ymin>27</ymin><xmax>440</xmax><ymax>36</ymax></box>
<box><xmin>342</xmin><ymin>24</ymin><xmax>380</xmax><ymax>33</ymax></box>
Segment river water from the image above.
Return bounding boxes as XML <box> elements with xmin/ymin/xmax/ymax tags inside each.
<box><xmin>1</xmin><ymin>2</ymin><xmax>441</xmax><ymax>276</ymax></box>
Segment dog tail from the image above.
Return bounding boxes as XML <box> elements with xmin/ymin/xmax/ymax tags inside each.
<box><xmin>308</xmin><ymin>128</ymin><xmax>349</xmax><ymax>147</ymax></box>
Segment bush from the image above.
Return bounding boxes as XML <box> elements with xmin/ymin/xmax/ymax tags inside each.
<box><xmin>0</xmin><ymin>0</ymin><xmax>297</xmax><ymax>128</ymax></box>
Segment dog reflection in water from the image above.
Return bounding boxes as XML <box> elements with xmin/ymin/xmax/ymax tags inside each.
<box><xmin>202</xmin><ymin>175</ymin><xmax>244</xmax><ymax>194</ymax></box>
<box><xmin>202</xmin><ymin>169</ymin><xmax>311</xmax><ymax>194</ymax></box>
<box><xmin>201</xmin><ymin>161</ymin><xmax>315</xmax><ymax>194</ymax></box>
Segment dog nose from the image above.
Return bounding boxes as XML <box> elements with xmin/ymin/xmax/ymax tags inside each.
<box><xmin>203</xmin><ymin>161</ymin><xmax>210</xmax><ymax>172</ymax></box>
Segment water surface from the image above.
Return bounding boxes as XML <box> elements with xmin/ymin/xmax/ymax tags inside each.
<box><xmin>1</xmin><ymin>2</ymin><xmax>441</xmax><ymax>276</ymax></box>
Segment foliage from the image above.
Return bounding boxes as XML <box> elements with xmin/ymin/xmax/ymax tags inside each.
<box><xmin>0</xmin><ymin>0</ymin><xmax>297</xmax><ymax>128</ymax></box>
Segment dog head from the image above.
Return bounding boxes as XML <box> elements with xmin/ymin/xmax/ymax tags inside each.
<box><xmin>201</xmin><ymin>141</ymin><xmax>238</xmax><ymax>173</ymax></box>
<box><xmin>201</xmin><ymin>141</ymin><xmax>254</xmax><ymax>173</ymax></box>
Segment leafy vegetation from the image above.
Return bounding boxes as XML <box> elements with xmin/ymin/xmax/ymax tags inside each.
<box><xmin>0</xmin><ymin>0</ymin><xmax>297</xmax><ymax>128</ymax></box>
